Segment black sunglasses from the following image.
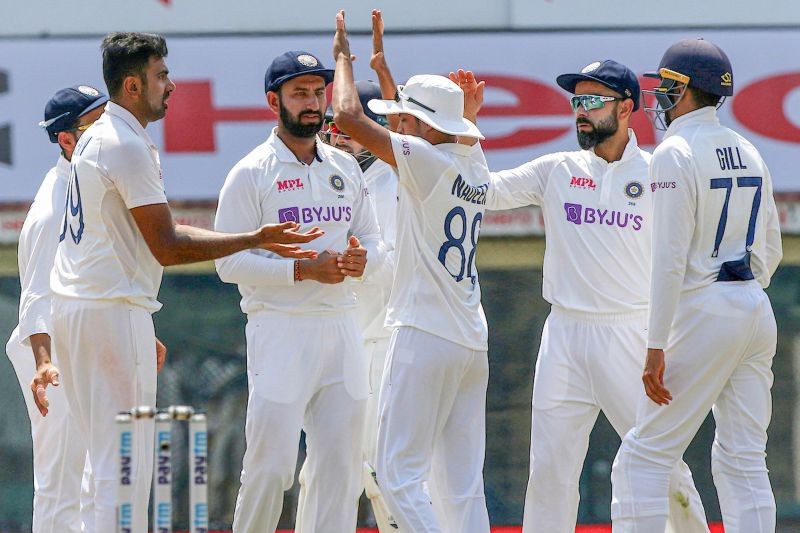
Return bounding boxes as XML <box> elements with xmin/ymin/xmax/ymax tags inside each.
<box><xmin>395</xmin><ymin>87</ymin><xmax>436</xmax><ymax>114</ymax></box>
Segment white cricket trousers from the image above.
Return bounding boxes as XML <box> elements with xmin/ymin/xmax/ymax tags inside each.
<box><xmin>232</xmin><ymin>312</ymin><xmax>368</xmax><ymax>533</ymax></box>
<box><xmin>612</xmin><ymin>281</ymin><xmax>777</xmax><ymax>533</ymax></box>
<box><xmin>52</xmin><ymin>297</ymin><xmax>157</xmax><ymax>533</ymax></box>
<box><xmin>523</xmin><ymin>307</ymin><xmax>709</xmax><ymax>533</ymax></box>
<box><xmin>364</xmin><ymin>336</ymin><xmax>390</xmax><ymax>468</ymax></box>
<box><xmin>6</xmin><ymin>330</ymin><xmax>92</xmax><ymax>533</ymax></box>
<box><xmin>376</xmin><ymin>326</ymin><xmax>490</xmax><ymax>533</ymax></box>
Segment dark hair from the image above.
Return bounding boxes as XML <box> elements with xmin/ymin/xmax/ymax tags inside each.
<box><xmin>689</xmin><ymin>86</ymin><xmax>722</xmax><ymax>108</ymax></box>
<box><xmin>101</xmin><ymin>32</ymin><xmax>168</xmax><ymax>97</ymax></box>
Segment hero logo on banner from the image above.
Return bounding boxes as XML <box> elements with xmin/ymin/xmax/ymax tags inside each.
<box><xmin>160</xmin><ymin>72</ymin><xmax>800</xmax><ymax>155</ymax></box>
<box><xmin>160</xmin><ymin>76</ymin><xmax>656</xmax><ymax>153</ymax></box>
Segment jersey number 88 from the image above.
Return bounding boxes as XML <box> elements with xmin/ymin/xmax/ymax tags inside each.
<box><xmin>438</xmin><ymin>206</ymin><xmax>482</xmax><ymax>284</ymax></box>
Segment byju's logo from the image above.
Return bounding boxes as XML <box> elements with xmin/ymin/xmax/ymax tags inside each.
<box><xmin>278</xmin><ymin>207</ymin><xmax>300</xmax><ymax>223</ymax></box>
<box><xmin>564</xmin><ymin>202</ymin><xmax>643</xmax><ymax>231</ymax></box>
<box><xmin>564</xmin><ymin>203</ymin><xmax>583</xmax><ymax>225</ymax></box>
<box><xmin>278</xmin><ymin>206</ymin><xmax>352</xmax><ymax>224</ymax></box>
<box><xmin>651</xmin><ymin>181</ymin><xmax>677</xmax><ymax>192</ymax></box>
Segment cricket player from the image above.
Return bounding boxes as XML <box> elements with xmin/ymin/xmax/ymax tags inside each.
<box><xmin>452</xmin><ymin>59</ymin><xmax>709</xmax><ymax>532</ymax></box>
<box><xmin>214</xmin><ymin>50</ymin><xmax>385</xmax><ymax>533</ymax></box>
<box><xmin>320</xmin><ymin>78</ymin><xmax>400</xmax><ymax>531</ymax></box>
<box><xmin>5</xmin><ymin>85</ymin><xmax>105</xmax><ymax>533</ymax></box>
<box><xmin>611</xmin><ymin>38</ymin><xmax>782</xmax><ymax>533</ymax></box>
<box><xmin>333</xmin><ymin>11</ymin><xmax>491</xmax><ymax>532</ymax></box>
<box><xmin>50</xmin><ymin>33</ymin><xmax>321</xmax><ymax>533</ymax></box>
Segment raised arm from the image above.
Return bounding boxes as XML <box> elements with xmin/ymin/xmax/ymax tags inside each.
<box><xmin>333</xmin><ymin>10</ymin><xmax>396</xmax><ymax>167</ymax></box>
<box><xmin>448</xmin><ymin>69</ymin><xmax>485</xmax><ymax>147</ymax></box>
<box><xmin>369</xmin><ymin>10</ymin><xmax>399</xmax><ymax>132</ymax></box>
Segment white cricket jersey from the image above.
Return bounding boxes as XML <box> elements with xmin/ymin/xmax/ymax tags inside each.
<box><xmin>385</xmin><ymin>132</ymin><xmax>489</xmax><ymax>351</ymax></box>
<box><xmin>214</xmin><ymin>128</ymin><xmax>383</xmax><ymax>315</ymax></box>
<box><xmin>352</xmin><ymin>159</ymin><xmax>397</xmax><ymax>341</ymax></box>
<box><xmin>6</xmin><ymin>156</ymin><xmax>70</xmax><ymax>354</ymax></box>
<box><xmin>487</xmin><ymin>130</ymin><xmax>652</xmax><ymax>314</ymax></box>
<box><xmin>647</xmin><ymin>107</ymin><xmax>782</xmax><ymax>348</ymax></box>
<box><xmin>51</xmin><ymin>102</ymin><xmax>167</xmax><ymax>312</ymax></box>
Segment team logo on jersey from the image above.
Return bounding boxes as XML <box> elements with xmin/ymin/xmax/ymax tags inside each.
<box><xmin>297</xmin><ymin>54</ymin><xmax>319</xmax><ymax>67</ymax></box>
<box><xmin>624</xmin><ymin>181</ymin><xmax>644</xmax><ymax>199</ymax></box>
<box><xmin>277</xmin><ymin>178</ymin><xmax>304</xmax><ymax>192</ymax></box>
<box><xmin>564</xmin><ymin>202</ymin><xmax>643</xmax><ymax>231</ymax></box>
<box><xmin>329</xmin><ymin>174</ymin><xmax>345</xmax><ymax>192</ymax></box>
<box><xmin>570</xmin><ymin>176</ymin><xmax>597</xmax><ymax>190</ymax></box>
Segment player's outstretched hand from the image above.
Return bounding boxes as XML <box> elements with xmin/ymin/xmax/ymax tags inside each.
<box><xmin>642</xmin><ymin>348</ymin><xmax>672</xmax><ymax>405</ymax></box>
<box><xmin>339</xmin><ymin>235</ymin><xmax>367</xmax><ymax>277</ymax></box>
<box><xmin>30</xmin><ymin>362</ymin><xmax>59</xmax><ymax>417</ymax></box>
<box><xmin>333</xmin><ymin>10</ymin><xmax>355</xmax><ymax>62</ymax></box>
<box><xmin>156</xmin><ymin>337</ymin><xmax>167</xmax><ymax>373</ymax></box>
<box><xmin>370</xmin><ymin>10</ymin><xmax>388</xmax><ymax>72</ymax></box>
<box><xmin>256</xmin><ymin>222</ymin><xmax>323</xmax><ymax>259</ymax></box>
<box><xmin>298</xmin><ymin>250</ymin><xmax>346</xmax><ymax>284</ymax></box>
<box><xmin>449</xmin><ymin>69</ymin><xmax>485</xmax><ymax>122</ymax></box>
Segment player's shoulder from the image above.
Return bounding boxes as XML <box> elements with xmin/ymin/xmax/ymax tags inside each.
<box><xmin>726</xmin><ymin>126</ymin><xmax>761</xmax><ymax>155</ymax></box>
<box><xmin>318</xmin><ymin>141</ymin><xmax>361</xmax><ymax>172</ymax></box>
<box><xmin>531</xmin><ymin>150</ymin><xmax>587</xmax><ymax>173</ymax></box>
<box><xmin>652</xmin><ymin>133</ymin><xmax>692</xmax><ymax>161</ymax></box>
<box><xmin>364</xmin><ymin>158</ymin><xmax>396</xmax><ymax>181</ymax></box>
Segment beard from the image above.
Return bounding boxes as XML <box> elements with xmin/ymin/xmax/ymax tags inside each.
<box><xmin>576</xmin><ymin>113</ymin><xmax>619</xmax><ymax>150</ymax></box>
<box><xmin>280</xmin><ymin>103</ymin><xmax>323</xmax><ymax>138</ymax></box>
<box><xmin>149</xmin><ymin>95</ymin><xmax>168</xmax><ymax>120</ymax></box>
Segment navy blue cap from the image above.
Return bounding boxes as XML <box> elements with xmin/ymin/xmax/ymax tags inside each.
<box><xmin>40</xmin><ymin>85</ymin><xmax>108</xmax><ymax>143</ymax></box>
<box><xmin>325</xmin><ymin>80</ymin><xmax>388</xmax><ymax>125</ymax></box>
<box><xmin>264</xmin><ymin>51</ymin><xmax>335</xmax><ymax>93</ymax></box>
<box><xmin>646</xmin><ymin>38</ymin><xmax>733</xmax><ymax>97</ymax></box>
<box><xmin>557</xmin><ymin>60</ymin><xmax>641</xmax><ymax>111</ymax></box>
<box><xmin>355</xmin><ymin>80</ymin><xmax>388</xmax><ymax>125</ymax></box>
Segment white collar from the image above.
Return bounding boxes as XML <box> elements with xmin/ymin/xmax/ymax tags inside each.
<box><xmin>105</xmin><ymin>101</ymin><xmax>157</xmax><ymax>148</ymax></box>
<box><xmin>55</xmin><ymin>154</ymin><xmax>71</xmax><ymax>182</ymax></box>
<box><xmin>588</xmin><ymin>128</ymin><xmax>641</xmax><ymax>164</ymax></box>
<box><xmin>663</xmin><ymin>107</ymin><xmax>719</xmax><ymax>140</ymax></box>
<box><xmin>267</xmin><ymin>127</ymin><xmax>326</xmax><ymax>165</ymax></box>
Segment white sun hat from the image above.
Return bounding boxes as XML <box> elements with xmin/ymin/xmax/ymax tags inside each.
<box><xmin>367</xmin><ymin>74</ymin><xmax>484</xmax><ymax>140</ymax></box>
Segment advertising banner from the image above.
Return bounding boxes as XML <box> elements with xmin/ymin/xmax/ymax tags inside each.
<box><xmin>0</xmin><ymin>29</ymin><xmax>798</xmax><ymax>205</ymax></box>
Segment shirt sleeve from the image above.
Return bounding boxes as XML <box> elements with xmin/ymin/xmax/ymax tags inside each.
<box><xmin>760</xmin><ymin>164</ymin><xmax>783</xmax><ymax>286</ymax></box>
<box><xmin>214</xmin><ymin>162</ymin><xmax>295</xmax><ymax>287</ymax></box>
<box><xmin>647</xmin><ymin>141</ymin><xmax>697</xmax><ymax>349</ymax></box>
<box><xmin>486</xmin><ymin>153</ymin><xmax>553</xmax><ymax>210</ymax></box>
<box><xmin>104</xmin><ymin>138</ymin><xmax>167</xmax><ymax>209</ymax></box>
<box><xmin>348</xmin><ymin>162</ymin><xmax>385</xmax><ymax>280</ymax></box>
<box><xmin>389</xmin><ymin>132</ymin><xmax>452</xmax><ymax>200</ymax></box>
<box><xmin>16</xmin><ymin>199</ymin><xmax>60</xmax><ymax>345</ymax></box>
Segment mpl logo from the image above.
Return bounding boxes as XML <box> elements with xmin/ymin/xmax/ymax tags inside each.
<box><xmin>570</xmin><ymin>176</ymin><xmax>596</xmax><ymax>190</ymax></box>
<box><xmin>277</xmin><ymin>178</ymin><xmax>304</xmax><ymax>193</ymax></box>
<box><xmin>278</xmin><ymin>206</ymin><xmax>352</xmax><ymax>224</ymax></box>
<box><xmin>564</xmin><ymin>202</ymin><xmax>643</xmax><ymax>231</ymax></box>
